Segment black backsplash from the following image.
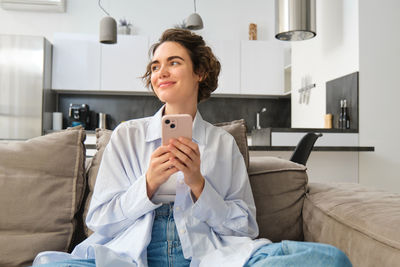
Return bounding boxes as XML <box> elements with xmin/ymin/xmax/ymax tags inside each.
<box><xmin>198</xmin><ymin>97</ymin><xmax>291</xmax><ymax>131</ymax></box>
<box><xmin>326</xmin><ymin>72</ymin><xmax>358</xmax><ymax>130</ymax></box>
<box><xmin>57</xmin><ymin>93</ymin><xmax>291</xmax><ymax>132</ymax></box>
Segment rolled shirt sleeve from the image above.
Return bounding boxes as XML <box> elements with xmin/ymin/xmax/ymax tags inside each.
<box><xmin>120</xmin><ymin>173</ymin><xmax>162</xmax><ymax>220</ymax></box>
<box><xmin>191</xmin><ymin>178</ymin><xmax>230</xmax><ymax>227</ymax></box>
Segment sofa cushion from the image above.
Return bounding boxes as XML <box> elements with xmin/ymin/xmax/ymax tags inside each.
<box><xmin>83</xmin><ymin>128</ymin><xmax>113</xmax><ymax>236</ymax></box>
<box><xmin>303</xmin><ymin>183</ymin><xmax>400</xmax><ymax>267</ymax></box>
<box><xmin>0</xmin><ymin>127</ymin><xmax>86</xmax><ymax>267</ymax></box>
<box><xmin>214</xmin><ymin>119</ymin><xmax>249</xmax><ymax>169</ymax></box>
<box><xmin>248</xmin><ymin>156</ymin><xmax>308</xmax><ymax>242</ymax></box>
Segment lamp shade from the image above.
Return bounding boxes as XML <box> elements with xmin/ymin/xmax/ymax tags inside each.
<box><xmin>100</xmin><ymin>16</ymin><xmax>117</xmax><ymax>44</ymax></box>
<box><xmin>186</xmin><ymin>13</ymin><xmax>203</xmax><ymax>30</ymax></box>
<box><xmin>275</xmin><ymin>0</ymin><xmax>316</xmax><ymax>41</ymax></box>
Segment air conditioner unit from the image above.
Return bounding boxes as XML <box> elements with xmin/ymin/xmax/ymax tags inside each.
<box><xmin>0</xmin><ymin>0</ymin><xmax>66</xmax><ymax>12</ymax></box>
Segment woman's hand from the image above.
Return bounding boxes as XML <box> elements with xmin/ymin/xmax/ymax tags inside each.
<box><xmin>168</xmin><ymin>137</ymin><xmax>205</xmax><ymax>200</ymax></box>
<box><xmin>146</xmin><ymin>146</ymin><xmax>178</xmax><ymax>199</ymax></box>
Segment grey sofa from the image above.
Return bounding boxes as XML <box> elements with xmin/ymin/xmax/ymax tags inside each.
<box><xmin>1</xmin><ymin>125</ymin><xmax>399</xmax><ymax>267</ymax></box>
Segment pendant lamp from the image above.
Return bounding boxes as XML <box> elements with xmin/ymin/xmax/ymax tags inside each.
<box><xmin>275</xmin><ymin>0</ymin><xmax>316</xmax><ymax>41</ymax></box>
<box><xmin>186</xmin><ymin>0</ymin><xmax>203</xmax><ymax>30</ymax></box>
<box><xmin>98</xmin><ymin>0</ymin><xmax>117</xmax><ymax>44</ymax></box>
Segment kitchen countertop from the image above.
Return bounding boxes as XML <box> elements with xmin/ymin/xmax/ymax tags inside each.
<box><xmin>248</xmin><ymin>127</ymin><xmax>358</xmax><ymax>134</ymax></box>
<box><xmin>248</xmin><ymin>127</ymin><xmax>374</xmax><ymax>151</ymax></box>
<box><xmin>61</xmin><ymin>129</ymin><xmax>374</xmax><ymax>152</ymax></box>
<box><xmin>249</xmin><ymin>146</ymin><xmax>374</xmax><ymax>152</ymax></box>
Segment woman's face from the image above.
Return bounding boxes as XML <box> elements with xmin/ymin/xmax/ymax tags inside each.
<box><xmin>150</xmin><ymin>41</ymin><xmax>201</xmax><ymax>106</ymax></box>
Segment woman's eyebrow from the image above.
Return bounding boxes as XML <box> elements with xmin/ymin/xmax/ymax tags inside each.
<box><xmin>167</xmin><ymin>56</ymin><xmax>184</xmax><ymax>61</ymax></box>
<box><xmin>150</xmin><ymin>56</ymin><xmax>184</xmax><ymax>66</ymax></box>
<box><xmin>150</xmin><ymin>60</ymin><xmax>159</xmax><ymax>66</ymax></box>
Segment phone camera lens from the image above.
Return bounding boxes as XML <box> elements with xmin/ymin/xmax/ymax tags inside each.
<box><xmin>170</xmin><ymin>124</ymin><xmax>176</xmax><ymax>129</ymax></box>
<box><xmin>165</xmin><ymin>119</ymin><xmax>170</xmax><ymax>124</ymax></box>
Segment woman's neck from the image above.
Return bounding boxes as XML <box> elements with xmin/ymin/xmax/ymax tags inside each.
<box><xmin>164</xmin><ymin>103</ymin><xmax>197</xmax><ymax>120</ymax></box>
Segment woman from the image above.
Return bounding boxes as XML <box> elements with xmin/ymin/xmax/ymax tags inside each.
<box><xmin>33</xmin><ymin>29</ymin><xmax>352</xmax><ymax>267</ymax></box>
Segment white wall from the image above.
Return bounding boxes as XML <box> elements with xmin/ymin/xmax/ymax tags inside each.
<box><xmin>0</xmin><ymin>0</ymin><xmax>277</xmax><ymax>43</ymax></box>
<box><xmin>291</xmin><ymin>0</ymin><xmax>400</xmax><ymax>194</ymax></box>
<box><xmin>359</xmin><ymin>0</ymin><xmax>400</xmax><ymax>193</ymax></box>
<box><xmin>291</xmin><ymin>0</ymin><xmax>359</xmax><ymax>128</ymax></box>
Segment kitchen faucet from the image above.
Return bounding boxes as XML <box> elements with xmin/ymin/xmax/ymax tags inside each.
<box><xmin>256</xmin><ymin>107</ymin><xmax>267</xmax><ymax>129</ymax></box>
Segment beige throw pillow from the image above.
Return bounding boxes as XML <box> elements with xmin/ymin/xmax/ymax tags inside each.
<box><xmin>0</xmin><ymin>127</ymin><xmax>86</xmax><ymax>267</ymax></box>
<box><xmin>83</xmin><ymin>128</ymin><xmax>112</xmax><ymax>236</ymax></box>
<box><xmin>214</xmin><ymin>119</ymin><xmax>249</xmax><ymax>169</ymax></box>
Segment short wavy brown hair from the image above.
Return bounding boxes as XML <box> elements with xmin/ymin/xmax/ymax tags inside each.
<box><xmin>142</xmin><ymin>28</ymin><xmax>221</xmax><ymax>103</ymax></box>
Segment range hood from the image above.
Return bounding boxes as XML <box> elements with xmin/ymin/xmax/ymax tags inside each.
<box><xmin>275</xmin><ymin>0</ymin><xmax>316</xmax><ymax>41</ymax></box>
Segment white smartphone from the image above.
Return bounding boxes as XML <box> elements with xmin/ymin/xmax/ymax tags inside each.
<box><xmin>161</xmin><ymin>114</ymin><xmax>193</xmax><ymax>146</ymax></box>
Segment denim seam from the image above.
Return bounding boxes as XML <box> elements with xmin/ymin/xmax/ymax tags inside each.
<box><xmin>281</xmin><ymin>240</ymin><xmax>289</xmax><ymax>255</ymax></box>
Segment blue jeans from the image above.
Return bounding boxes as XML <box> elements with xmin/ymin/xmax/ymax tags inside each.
<box><xmin>245</xmin><ymin>240</ymin><xmax>352</xmax><ymax>267</ymax></box>
<box><xmin>30</xmin><ymin>259</ymin><xmax>95</xmax><ymax>267</ymax></box>
<box><xmin>147</xmin><ymin>203</ymin><xmax>191</xmax><ymax>267</ymax></box>
<box><xmin>33</xmin><ymin>203</ymin><xmax>352</xmax><ymax>267</ymax></box>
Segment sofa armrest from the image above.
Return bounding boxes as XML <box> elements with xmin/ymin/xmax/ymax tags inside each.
<box><xmin>248</xmin><ymin>156</ymin><xmax>308</xmax><ymax>242</ymax></box>
<box><xmin>303</xmin><ymin>182</ymin><xmax>400</xmax><ymax>267</ymax></box>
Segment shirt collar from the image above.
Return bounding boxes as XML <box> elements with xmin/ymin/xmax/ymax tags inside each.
<box><xmin>145</xmin><ymin>105</ymin><xmax>206</xmax><ymax>145</ymax></box>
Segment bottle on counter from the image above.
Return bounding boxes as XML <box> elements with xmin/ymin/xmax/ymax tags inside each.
<box><xmin>338</xmin><ymin>99</ymin><xmax>344</xmax><ymax>129</ymax></box>
<box><xmin>343</xmin><ymin>99</ymin><xmax>350</xmax><ymax>129</ymax></box>
<box><xmin>324</xmin><ymin>113</ymin><xmax>333</xmax><ymax>129</ymax></box>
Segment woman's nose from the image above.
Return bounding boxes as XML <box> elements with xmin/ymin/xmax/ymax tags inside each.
<box><xmin>159</xmin><ymin>65</ymin><xmax>170</xmax><ymax>78</ymax></box>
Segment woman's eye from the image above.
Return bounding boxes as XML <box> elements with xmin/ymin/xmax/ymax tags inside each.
<box><xmin>151</xmin><ymin>65</ymin><xmax>159</xmax><ymax>72</ymax></box>
<box><xmin>171</xmin><ymin>61</ymin><xmax>179</xmax><ymax>66</ymax></box>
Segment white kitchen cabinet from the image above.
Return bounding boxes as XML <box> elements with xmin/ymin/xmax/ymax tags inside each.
<box><xmin>241</xmin><ymin>40</ymin><xmax>284</xmax><ymax>95</ymax></box>
<box><xmin>52</xmin><ymin>33</ymin><xmax>100</xmax><ymax>90</ymax></box>
<box><xmin>207</xmin><ymin>40</ymin><xmax>240</xmax><ymax>95</ymax></box>
<box><xmin>52</xmin><ymin>35</ymin><xmax>285</xmax><ymax>96</ymax></box>
<box><xmin>101</xmin><ymin>35</ymin><xmax>150</xmax><ymax>92</ymax></box>
<box><xmin>52</xmin><ymin>33</ymin><xmax>150</xmax><ymax>92</ymax></box>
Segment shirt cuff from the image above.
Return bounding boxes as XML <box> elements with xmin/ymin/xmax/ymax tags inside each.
<box><xmin>191</xmin><ymin>178</ymin><xmax>229</xmax><ymax>227</ymax></box>
<box><xmin>120</xmin><ymin>174</ymin><xmax>161</xmax><ymax>220</ymax></box>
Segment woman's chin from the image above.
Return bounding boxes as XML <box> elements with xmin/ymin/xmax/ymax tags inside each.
<box><xmin>157</xmin><ymin>92</ymin><xmax>175</xmax><ymax>104</ymax></box>
<box><xmin>157</xmin><ymin>96</ymin><xmax>169</xmax><ymax>104</ymax></box>
<box><xmin>155</xmin><ymin>90</ymin><xmax>197</xmax><ymax>105</ymax></box>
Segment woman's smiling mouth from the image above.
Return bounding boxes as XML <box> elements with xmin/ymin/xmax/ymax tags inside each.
<box><xmin>158</xmin><ymin>81</ymin><xmax>176</xmax><ymax>88</ymax></box>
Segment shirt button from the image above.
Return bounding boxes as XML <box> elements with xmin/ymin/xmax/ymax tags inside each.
<box><xmin>180</xmin><ymin>229</ymin><xmax>186</xmax><ymax>234</ymax></box>
<box><xmin>179</xmin><ymin>180</ymin><xmax>184</xmax><ymax>185</ymax></box>
<box><xmin>176</xmin><ymin>206</ymin><xmax>180</xmax><ymax>211</ymax></box>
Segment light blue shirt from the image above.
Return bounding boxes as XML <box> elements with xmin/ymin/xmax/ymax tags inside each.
<box><xmin>34</xmin><ymin>106</ymin><xmax>271</xmax><ymax>267</ymax></box>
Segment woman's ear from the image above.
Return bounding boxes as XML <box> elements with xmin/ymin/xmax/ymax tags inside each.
<box><xmin>198</xmin><ymin>72</ymin><xmax>207</xmax><ymax>82</ymax></box>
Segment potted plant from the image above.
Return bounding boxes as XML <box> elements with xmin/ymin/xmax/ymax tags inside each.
<box><xmin>174</xmin><ymin>20</ymin><xmax>187</xmax><ymax>29</ymax></box>
<box><xmin>118</xmin><ymin>18</ymin><xmax>132</xmax><ymax>35</ymax></box>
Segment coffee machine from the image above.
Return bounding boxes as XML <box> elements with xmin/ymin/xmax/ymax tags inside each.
<box><xmin>68</xmin><ymin>104</ymin><xmax>90</xmax><ymax>129</ymax></box>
